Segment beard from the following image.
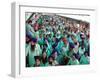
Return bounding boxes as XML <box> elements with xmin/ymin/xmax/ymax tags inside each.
<box><xmin>31</xmin><ymin>45</ymin><xmax>35</xmax><ymax>51</ymax></box>
<box><xmin>26</xmin><ymin>40</ymin><xmax>30</xmax><ymax>44</ymax></box>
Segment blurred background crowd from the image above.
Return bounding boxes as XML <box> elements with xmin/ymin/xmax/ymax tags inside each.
<box><xmin>25</xmin><ymin>12</ymin><xmax>90</xmax><ymax>67</ymax></box>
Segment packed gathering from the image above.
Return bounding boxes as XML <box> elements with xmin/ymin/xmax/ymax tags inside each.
<box><xmin>25</xmin><ymin>12</ymin><xmax>90</xmax><ymax>67</ymax></box>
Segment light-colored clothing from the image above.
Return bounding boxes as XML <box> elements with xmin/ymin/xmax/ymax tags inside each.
<box><xmin>25</xmin><ymin>43</ymin><xmax>31</xmax><ymax>56</ymax></box>
<box><xmin>78</xmin><ymin>47</ymin><xmax>85</xmax><ymax>56</ymax></box>
<box><xmin>34</xmin><ymin>31</ymin><xmax>39</xmax><ymax>38</ymax></box>
<box><xmin>46</xmin><ymin>60</ymin><xmax>58</xmax><ymax>66</ymax></box>
<box><xmin>68</xmin><ymin>58</ymin><xmax>79</xmax><ymax>65</ymax></box>
<box><xmin>56</xmin><ymin>40</ymin><xmax>64</xmax><ymax>54</ymax></box>
<box><xmin>62</xmin><ymin>43</ymin><xmax>69</xmax><ymax>56</ymax></box>
<box><xmin>80</xmin><ymin>55</ymin><xmax>90</xmax><ymax>64</ymax></box>
<box><xmin>73</xmin><ymin>42</ymin><xmax>79</xmax><ymax>54</ymax></box>
<box><xmin>26</xmin><ymin>23</ymin><xmax>35</xmax><ymax>37</ymax></box>
<box><xmin>46</xmin><ymin>42</ymin><xmax>52</xmax><ymax>57</ymax></box>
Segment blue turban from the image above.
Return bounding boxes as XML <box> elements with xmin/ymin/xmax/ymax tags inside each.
<box><xmin>31</xmin><ymin>38</ymin><xmax>37</xmax><ymax>43</ymax></box>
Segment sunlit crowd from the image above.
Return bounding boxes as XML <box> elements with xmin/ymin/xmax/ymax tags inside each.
<box><xmin>25</xmin><ymin>13</ymin><xmax>90</xmax><ymax>67</ymax></box>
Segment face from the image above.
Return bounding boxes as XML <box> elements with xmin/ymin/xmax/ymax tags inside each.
<box><xmin>31</xmin><ymin>41</ymin><xmax>35</xmax><ymax>46</ymax></box>
<box><xmin>84</xmin><ymin>52</ymin><xmax>88</xmax><ymax>57</ymax></box>
<box><xmin>53</xmin><ymin>52</ymin><xmax>58</xmax><ymax>59</ymax></box>
<box><xmin>43</xmin><ymin>52</ymin><xmax>47</xmax><ymax>58</ymax></box>
<box><xmin>49</xmin><ymin>57</ymin><xmax>53</xmax><ymax>63</ymax></box>
<box><xmin>36</xmin><ymin>59</ymin><xmax>41</xmax><ymax>66</ymax></box>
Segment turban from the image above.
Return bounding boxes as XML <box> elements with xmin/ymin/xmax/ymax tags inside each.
<box><xmin>31</xmin><ymin>38</ymin><xmax>37</xmax><ymax>43</ymax></box>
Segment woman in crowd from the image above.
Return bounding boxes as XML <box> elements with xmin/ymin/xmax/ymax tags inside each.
<box><xmin>41</xmin><ymin>49</ymin><xmax>48</xmax><ymax>66</ymax></box>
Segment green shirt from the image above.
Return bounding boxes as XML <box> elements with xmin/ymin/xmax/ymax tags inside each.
<box><xmin>68</xmin><ymin>58</ymin><xmax>79</xmax><ymax>65</ymax></box>
<box><xmin>46</xmin><ymin>42</ymin><xmax>52</xmax><ymax>57</ymax></box>
<box><xmin>67</xmin><ymin>50</ymin><xmax>74</xmax><ymax>57</ymax></box>
<box><xmin>80</xmin><ymin>55</ymin><xmax>90</xmax><ymax>64</ymax></box>
<box><xmin>37</xmin><ymin>17</ymin><xmax>43</xmax><ymax>25</ymax></box>
<box><xmin>56</xmin><ymin>40</ymin><xmax>64</xmax><ymax>54</ymax></box>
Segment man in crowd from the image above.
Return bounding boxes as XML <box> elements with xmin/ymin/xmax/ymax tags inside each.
<box><xmin>26</xmin><ymin>37</ymin><xmax>42</xmax><ymax>67</ymax></box>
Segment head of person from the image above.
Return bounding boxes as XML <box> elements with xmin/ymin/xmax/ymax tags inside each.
<box><xmin>31</xmin><ymin>38</ymin><xmax>37</xmax><ymax>45</ymax></box>
<box><xmin>48</xmin><ymin>56</ymin><xmax>54</xmax><ymax>65</ymax></box>
<box><xmin>26</xmin><ymin>20</ymin><xmax>32</xmax><ymax>24</ymax></box>
<box><xmin>31</xmin><ymin>38</ymin><xmax>37</xmax><ymax>50</ymax></box>
<box><xmin>42</xmin><ymin>49</ymin><xmax>48</xmax><ymax>64</ymax></box>
<box><xmin>52</xmin><ymin>50</ymin><xmax>58</xmax><ymax>59</ymax></box>
<box><xmin>84</xmin><ymin>51</ymin><xmax>88</xmax><ymax>57</ymax></box>
<box><xmin>69</xmin><ymin>42</ymin><xmax>75</xmax><ymax>50</ymax></box>
<box><xmin>34</xmin><ymin>25</ymin><xmax>39</xmax><ymax>32</ymax></box>
<box><xmin>34</xmin><ymin>56</ymin><xmax>41</xmax><ymax>67</ymax></box>
<box><xmin>80</xmin><ymin>33</ymin><xmax>85</xmax><ymax>40</ymax></box>
<box><xmin>42</xmin><ymin>49</ymin><xmax>47</xmax><ymax>59</ymax></box>
<box><xmin>62</xmin><ymin>37</ymin><xmax>67</xmax><ymax>45</ymax></box>
<box><xmin>64</xmin><ymin>56</ymin><xmax>70</xmax><ymax>65</ymax></box>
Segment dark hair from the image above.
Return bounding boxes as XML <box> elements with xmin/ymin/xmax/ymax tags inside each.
<box><xmin>48</xmin><ymin>56</ymin><xmax>54</xmax><ymax>61</ymax></box>
<box><xmin>41</xmin><ymin>54</ymin><xmax>47</xmax><ymax>64</ymax></box>
<box><xmin>34</xmin><ymin>56</ymin><xmax>41</xmax><ymax>61</ymax></box>
<box><xmin>42</xmin><ymin>48</ymin><xmax>46</xmax><ymax>54</ymax></box>
<box><xmin>52</xmin><ymin>49</ymin><xmax>58</xmax><ymax>55</ymax></box>
<box><xmin>27</xmin><ymin>20</ymin><xmax>32</xmax><ymax>24</ymax></box>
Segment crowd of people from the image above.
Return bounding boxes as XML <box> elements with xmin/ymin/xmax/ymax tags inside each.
<box><xmin>25</xmin><ymin>13</ymin><xmax>90</xmax><ymax>67</ymax></box>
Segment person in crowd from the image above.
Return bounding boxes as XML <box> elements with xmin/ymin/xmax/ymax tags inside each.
<box><xmin>26</xmin><ymin>20</ymin><xmax>35</xmax><ymax>38</ymax></box>
<box><xmin>67</xmin><ymin>42</ymin><xmax>74</xmax><ymax>57</ymax></box>
<box><xmin>33</xmin><ymin>21</ymin><xmax>39</xmax><ymax>32</ymax></box>
<box><xmin>41</xmin><ymin>49</ymin><xmax>48</xmax><ymax>66</ymax></box>
<box><xmin>55</xmin><ymin>38</ymin><xmax>64</xmax><ymax>55</ymax></box>
<box><xmin>34</xmin><ymin>56</ymin><xmax>41</xmax><ymax>67</ymax></box>
<box><xmin>78</xmin><ymin>44</ymin><xmax>85</xmax><ymax>58</ymax></box>
<box><xmin>47</xmin><ymin>56</ymin><xmax>58</xmax><ymax>66</ymax></box>
<box><xmin>68</xmin><ymin>55</ymin><xmax>79</xmax><ymax>65</ymax></box>
<box><xmin>27</xmin><ymin>38</ymin><xmax>42</xmax><ymax>67</ymax></box>
<box><xmin>45</xmin><ymin>38</ymin><xmax>53</xmax><ymax>57</ymax></box>
<box><xmin>80</xmin><ymin>51</ymin><xmax>90</xmax><ymax>64</ymax></box>
<box><xmin>25</xmin><ymin>33</ymin><xmax>31</xmax><ymax>67</ymax></box>
<box><xmin>61</xmin><ymin>37</ymin><xmax>69</xmax><ymax>57</ymax></box>
<box><xmin>52</xmin><ymin>50</ymin><xmax>59</xmax><ymax>65</ymax></box>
